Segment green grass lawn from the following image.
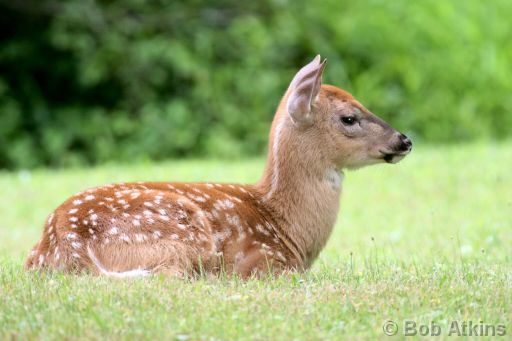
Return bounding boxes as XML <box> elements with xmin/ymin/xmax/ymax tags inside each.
<box><xmin>1</xmin><ymin>143</ymin><xmax>511</xmax><ymax>340</ymax></box>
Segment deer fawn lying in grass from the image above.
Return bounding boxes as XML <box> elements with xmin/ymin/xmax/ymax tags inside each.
<box><xmin>25</xmin><ymin>55</ymin><xmax>412</xmax><ymax>278</ymax></box>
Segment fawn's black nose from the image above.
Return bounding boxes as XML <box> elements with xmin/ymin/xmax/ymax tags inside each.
<box><xmin>398</xmin><ymin>133</ymin><xmax>412</xmax><ymax>152</ymax></box>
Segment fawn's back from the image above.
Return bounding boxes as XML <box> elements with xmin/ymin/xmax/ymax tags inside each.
<box><xmin>25</xmin><ymin>182</ymin><xmax>300</xmax><ymax>277</ymax></box>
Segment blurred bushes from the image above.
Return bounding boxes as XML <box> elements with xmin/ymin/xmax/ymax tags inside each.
<box><xmin>0</xmin><ymin>0</ymin><xmax>511</xmax><ymax>169</ymax></box>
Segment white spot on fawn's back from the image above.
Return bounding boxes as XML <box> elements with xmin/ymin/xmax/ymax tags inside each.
<box><xmin>66</xmin><ymin>232</ymin><xmax>77</xmax><ymax>240</ymax></box>
<box><xmin>255</xmin><ymin>224</ymin><xmax>270</xmax><ymax>236</ymax></box>
<box><xmin>213</xmin><ymin>229</ymin><xmax>231</xmax><ymax>243</ymax></box>
<box><xmin>135</xmin><ymin>233</ymin><xmax>147</xmax><ymax>242</ymax></box>
<box><xmin>159</xmin><ymin>215</ymin><xmax>170</xmax><ymax>221</ymax></box>
<box><xmin>224</xmin><ymin>199</ymin><xmax>235</xmax><ymax>208</ymax></box>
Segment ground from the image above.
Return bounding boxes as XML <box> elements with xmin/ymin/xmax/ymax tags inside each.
<box><xmin>0</xmin><ymin>143</ymin><xmax>511</xmax><ymax>340</ymax></box>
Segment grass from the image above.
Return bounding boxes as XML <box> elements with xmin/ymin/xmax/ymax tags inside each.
<box><xmin>0</xmin><ymin>142</ymin><xmax>511</xmax><ymax>340</ymax></box>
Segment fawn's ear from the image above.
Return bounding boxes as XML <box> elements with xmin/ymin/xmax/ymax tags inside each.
<box><xmin>287</xmin><ymin>55</ymin><xmax>327</xmax><ymax>127</ymax></box>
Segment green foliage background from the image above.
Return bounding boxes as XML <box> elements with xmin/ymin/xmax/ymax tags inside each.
<box><xmin>1</xmin><ymin>0</ymin><xmax>511</xmax><ymax>169</ymax></box>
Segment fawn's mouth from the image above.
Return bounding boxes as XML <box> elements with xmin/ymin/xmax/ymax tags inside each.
<box><xmin>379</xmin><ymin>150</ymin><xmax>411</xmax><ymax>164</ymax></box>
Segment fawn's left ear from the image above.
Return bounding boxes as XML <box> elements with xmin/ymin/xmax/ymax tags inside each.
<box><xmin>287</xmin><ymin>55</ymin><xmax>327</xmax><ymax>127</ymax></box>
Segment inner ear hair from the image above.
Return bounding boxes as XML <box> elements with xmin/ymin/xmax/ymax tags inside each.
<box><xmin>287</xmin><ymin>55</ymin><xmax>327</xmax><ymax>127</ymax></box>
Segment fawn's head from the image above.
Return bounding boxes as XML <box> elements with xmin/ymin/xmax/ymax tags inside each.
<box><xmin>281</xmin><ymin>55</ymin><xmax>412</xmax><ymax>170</ymax></box>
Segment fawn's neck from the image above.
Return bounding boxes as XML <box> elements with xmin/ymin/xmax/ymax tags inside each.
<box><xmin>256</xmin><ymin>111</ymin><xmax>342</xmax><ymax>268</ymax></box>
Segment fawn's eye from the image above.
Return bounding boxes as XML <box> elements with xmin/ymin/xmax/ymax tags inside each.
<box><xmin>341</xmin><ymin>116</ymin><xmax>357</xmax><ymax>126</ymax></box>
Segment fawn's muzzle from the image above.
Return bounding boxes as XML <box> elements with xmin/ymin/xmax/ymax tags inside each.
<box><xmin>381</xmin><ymin>133</ymin><xmax>412</xmax><ymax>163</ymax></box>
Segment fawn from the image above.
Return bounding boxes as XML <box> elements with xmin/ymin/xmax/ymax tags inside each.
<box><xmin>25</xmin><ymin>55</ymin><xmax>412</xmax><ymax>278</ymax></box>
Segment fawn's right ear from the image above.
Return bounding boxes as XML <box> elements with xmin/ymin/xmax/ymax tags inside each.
<box><xmin>287</xmin><ymin>55</ymin><xmax>326</xmax><ymax>127</ymax></box>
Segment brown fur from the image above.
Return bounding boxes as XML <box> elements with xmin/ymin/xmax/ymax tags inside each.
<box><xmin>25</xmin><ymin>55</ymin><xmax>411</xmax><ymax>278</ymax></box>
